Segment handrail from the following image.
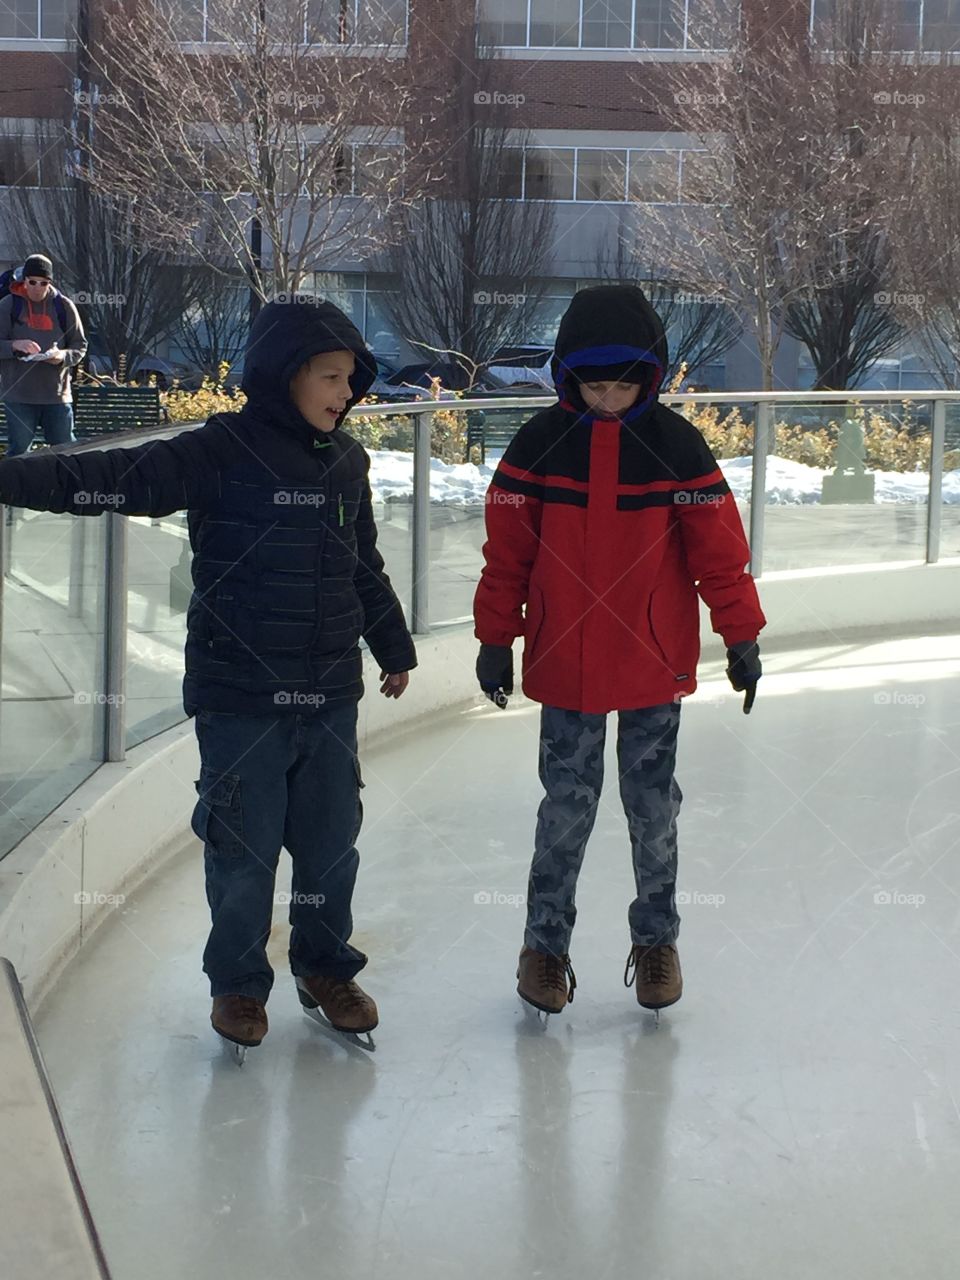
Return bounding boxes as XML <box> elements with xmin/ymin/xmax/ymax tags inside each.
<box><xmin>0</xmin><ymin>958</ymin><xmax>114</xmax><ymax>1279</ymax></box>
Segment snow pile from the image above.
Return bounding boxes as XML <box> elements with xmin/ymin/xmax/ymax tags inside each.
<box><xmin>369</xmin><ymin>449</ymin><xmax>960</xmax><ymax>506</ymax></box>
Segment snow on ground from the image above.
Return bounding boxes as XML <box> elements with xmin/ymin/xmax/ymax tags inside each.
<box><xmin>369</xmin><ymin>449</ymin><xmax>960</xmax><ymax>506</ymax></box>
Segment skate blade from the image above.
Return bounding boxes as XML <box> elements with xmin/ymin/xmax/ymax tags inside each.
<box><xmin>518</xmin><ymin>993</ymin><xmax>556</xmax><ymax>1025</ymax></box>
<box><xmin>218</xmin><ymin>1034</ymin><xmax>249</xmax><ymax>1066</ymax></box>
<box><xmin>302</xmin><ymin>1005</ymin><xmax>376</xmax><ymax>1052</ymax></box>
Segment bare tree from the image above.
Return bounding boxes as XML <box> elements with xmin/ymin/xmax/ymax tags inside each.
<box><xmin>592</xmin><ymin>235</ymin><xmax>743</xmax><ymax>385</ymax></box>
<box><xmin>781</xmin><ymin>0</ymin><xmax>910</xmax><ymax>389</ymax></box>
<box><xmin>78</xmin><ymin>0</ymin><xmax>440</xmax><ymax>303</ymax></box>
<box><xmin>0</xmin><ymin>121</ymin><xmax>208</xmax><ymax>370</ymax></box>
<box><xmin>171</xmin><ymin>277</ymin><xmax>249</xmax><ymax>379</ymax></box>
<box><xmin>378</xmin><ymin>29</ymin><xmax>555</xmax><ymax>388</ymax></box>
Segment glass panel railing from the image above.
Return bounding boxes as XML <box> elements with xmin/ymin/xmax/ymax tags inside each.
<box><xmin>0</xmin><ymin>508</ymin><xmax>109</xmax><ymax>858</ymax></box>
<box><xmin>348</xmin><ymin>407</ymin><xmax>415</xmax><ymax>623</ymax></box>
<box><xmin>124</xmin><ymin>514</ymin><xmax>192</xmax><ymax>750</ymax></box>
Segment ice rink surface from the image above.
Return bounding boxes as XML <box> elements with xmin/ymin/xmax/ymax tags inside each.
<box><xmin>35</xmin><ymin>633</ymin><xmax>960</xmax><ymax>1279</ymax></box>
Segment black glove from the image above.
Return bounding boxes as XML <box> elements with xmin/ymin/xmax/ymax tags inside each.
<box><xmin>476</xmin><ymin>643</ymin><xmax>513</xmax><ymax>709</ymax></box>
<box><xmin>726</xmin><ymin>640</ymin><xmax>761</xmax><ymax>714</ymax></box>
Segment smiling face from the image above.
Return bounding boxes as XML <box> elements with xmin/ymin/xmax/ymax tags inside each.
<box><xmin>578</xmin><ymin>379</ymin><xmax>643</xmax><ymax>419</ymax></box>
<box><xmin>23</xmin><ymin>274</ymin><xmax>52</xmax><ymax>304</ymax></box>
<box><xmin>289</xmin><ymin>349</ymin><xmax>356</xmax><ymax>432</ymax></box>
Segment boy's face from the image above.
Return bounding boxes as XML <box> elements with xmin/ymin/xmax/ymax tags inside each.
<box><xmin>289</xmin><ymin>350</ymin><xmax>355</xmax><ymax>432</ymax></box>
<box><xmin>579</xmin><ymin>379</ymin><xmax>643</xmax><ymax>420</ymax></box>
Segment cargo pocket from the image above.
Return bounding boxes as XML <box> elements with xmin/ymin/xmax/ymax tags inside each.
<box><xmin>191</xmin><ymin>768</ymin><xmax>245</xmax><ymax>859</ymax></box>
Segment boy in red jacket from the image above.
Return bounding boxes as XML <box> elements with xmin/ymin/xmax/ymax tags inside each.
<box><xmin>473</xmin><ymin>285</ymin><xmax>765</xmax><ymax>1017</ymax></box>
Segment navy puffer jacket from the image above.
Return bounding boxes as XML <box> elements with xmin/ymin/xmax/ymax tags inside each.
<box><xmin>0</xmin><ymin>297</ymin><xmax>417</xmax><ymax>715</ymax></box>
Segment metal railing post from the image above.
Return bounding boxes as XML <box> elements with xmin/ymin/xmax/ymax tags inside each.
<box><xmin>927</xmin><ymin>397</ymin><xmax>946</xmax><ymax>564</ymax></box>
<box><xmin>103</xmin><ymin>512</ymin><xmax>128</xmax><ymax>762</ymax></box>
<box><xmin>748</xmin><ymin>399</ymin><xmax>770</xmax><ymax>578</ymax></box>
<box><xmin>411</xmin><ymin>408</ymin><xmax>431</xmax><ymax>635</ymax></box>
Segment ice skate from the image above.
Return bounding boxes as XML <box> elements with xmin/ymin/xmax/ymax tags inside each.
<box><xmin>516</xmin><ymin>946</ymin><xmax>576</xmax><ymax>1019</ymax></box>
<box><xmin>624</xmin><ymin>943</ymin><xmax>682</xmax><ymax>1025</ymax></box>
<box><xmin>295</xmin><ymin>975</ymin><xmax>378</xmax><ymax>1051</ymax></box>
<box><xmin>211</xmin><ymin>994</ymin><xmax>268</xmax><ymax>1065</ymax></box>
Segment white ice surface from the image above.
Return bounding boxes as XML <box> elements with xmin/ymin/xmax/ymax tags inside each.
<box><xmin>33</xmin><ymin>633</ymin><xmax>960</xmax><ymax>1280</ymax></box>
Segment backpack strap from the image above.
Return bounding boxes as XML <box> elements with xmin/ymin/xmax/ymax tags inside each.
<box><xmin>11</xmin><ymin>292</ymin><xmax>68</xmax><ymax>332</ymax></box>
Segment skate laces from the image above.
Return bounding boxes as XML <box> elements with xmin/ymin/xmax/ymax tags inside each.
<box><xmin>624</xmin><ymin>945</ymin><xmax>673</xmax><ymax>989</ymax></box>
<box><xmin>325</xmin><ymin>978</ymin><xmax>370</xmax><ymax>1014</ymax></box>
<box><xmin>540</xmin><ymin>952</ymin><xmax>577</xmax><ymax>1004</ymax></box>
<box><xmin>228</xmin><ymin>996</ymin><xmax>264</xmax><ymax>1022</ymax></box>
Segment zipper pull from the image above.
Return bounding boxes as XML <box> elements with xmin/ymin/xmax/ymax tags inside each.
<box><xmin>338</xmin><ymin>493</ymin><xmax>344</xmax><ymax>526</ymax></box>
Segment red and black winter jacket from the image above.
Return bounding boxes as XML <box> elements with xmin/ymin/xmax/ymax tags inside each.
<box><xmin>473</xmin><ymin>285</ymin><xmax>766</xmax><ymax>714</ymax></box>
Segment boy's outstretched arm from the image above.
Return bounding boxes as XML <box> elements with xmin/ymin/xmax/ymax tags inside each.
<box><xmin>0</xmin><ymin>416</ymin><xmax>233</xmax><ymax>517</ymax></box>
<box><xmin>353</xmin><ymin>472</ymin><xmax>417</xmax><ymax>683</ymax></box>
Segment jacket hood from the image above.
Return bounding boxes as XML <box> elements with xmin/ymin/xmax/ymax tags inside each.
<box><xmin>551</xmin><ymin>285</ymin><xmax>668</xmax><ymax>424</ymax></box>
<box><xmin>241</xmin><ymin>296</ymin><xmax>378</xmax><ymax>437</ymax></box>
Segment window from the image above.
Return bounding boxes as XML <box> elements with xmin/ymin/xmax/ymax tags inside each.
<box><xmin>524</xmin><ymin>148</ymin><xmax>576</xmax><ymax>199</ymax></box>
<box><xmin>477</xmin><ymin>0</ymin><xmax>527</xmax><ymax>45</ymax></box>
<box><xmin>351</xmin><ymin>143</ymin><xmax>402</xmax><ymax>194</ymax></box>
<box><xmin>478</xmin><ymin>0</ymin><xmax>732</xmax><ymax>51</ymax></box>
<box><xmin>0</xmin><ymin>0</ymin><xmax>74</xmax><ymax>38</ymax></box>
<box><xmin>166</xmin><ymin>0</ymin><xmax>232</xmax><ymax>41</ymax></box>
<box><xmin>277</xmin><ymin>0</ymin><xmax>407</xmax><ymax>44</ymax></box>
<box><xmin>529</xmin><ymin>0</ymin><xmax>579</xmax><ymax>46</ymax></box>
<box><xmin>628</xmin><ymin>149</ymin><xmax>680</xmax><ymax>202</ymax></box>
<box><xmin>575</xmin><ymin>148</ymin><xmax>627</xmax><ymax>201</ymax></box>
<box><xmin>811</xmin><ymin>0</ymin><xmax>960</xmax><ymax>52</ymax></box>
<box><xmin>0</xmin><ymin>134</ymin><xmax>40</xmax><ymax>185</ymax></box>
<box><xmin>493</xmin><ymin>144</ymin><xmax>715</xmax><ymax>203</ymax></box>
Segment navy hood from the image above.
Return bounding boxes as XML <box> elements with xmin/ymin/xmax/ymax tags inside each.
<box><xmin>241</xmin><ymin>295</ymin><xmax>378</xmax><ymax>437</ymax></box>
<box><xmin>551</xmin><ymin>285</ymin><xmax>668</xmax><ymax>424</ymax></box>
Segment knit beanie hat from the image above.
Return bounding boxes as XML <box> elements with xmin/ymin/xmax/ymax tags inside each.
<box><xmin>23</xmin><ymin>254</ymin><xmax>53</xmax><ymax>280</ymax></box>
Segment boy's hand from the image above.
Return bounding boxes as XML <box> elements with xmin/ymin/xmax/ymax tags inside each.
<box><xmin>379</xmin><ymin>670</ymin><xmax>409</xmax><ymax>698</ymax></box>
<box><xmin>477</xmin><ymin>643</ymin><xmax>513</xmax><ymax>709</ymax></box>
<box><xmin>11</xmin><ymin>339</ymin><xmax>41</xmax><ymax>355</ymax></box>
<box><xmin>726</xmin><ymin>641</ymin><xmax>761</xmax><ymax>714</ymax></box>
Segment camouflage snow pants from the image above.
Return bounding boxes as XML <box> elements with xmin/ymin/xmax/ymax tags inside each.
<box><xmin>524</xmin><ymin>702</ymin><xmax>682</xmax><ymax>957</ymax></box>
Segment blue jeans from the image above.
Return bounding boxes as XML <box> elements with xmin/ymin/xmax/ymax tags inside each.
<box><xmin>190</xmin><ymin>702</ymin><xmax>367</xmax><ymax>1002</ymax></box>
<box><xmin>525</xmin><ymin>702</ymin><xmax>683</xmax><ymax>955</ymax></box>
<box><xmin>4</xmin><ymin>401</ymin><xmax>75</xmax><ymax>455</ymax></box>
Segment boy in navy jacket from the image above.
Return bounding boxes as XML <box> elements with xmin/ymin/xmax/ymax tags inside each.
<box><xmin>474</xmin><ymin>285</ymin><xmax>764</xmax><ymax>1017</ymax></box>
<box><xmin>0</xmin><ymin>297</ymin><xmax>416</xmax><ymax>1053</ymax></box>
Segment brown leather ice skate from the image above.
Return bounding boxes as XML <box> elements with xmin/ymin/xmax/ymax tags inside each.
<box><xmin>211</xmin><ymin>994</ymin><xmax>268</xmax><ymax>1047</ymax></box>
<box><xmin>517</xmin><ymin>946</ymin><xmax>577</xmax><ymax>1014</ymax></box>
<box><xmin>295</xmin><ymin>975</ymin><xmax>379</xmax><ymax>1033</ymax></box>
<box><xmin>624</xmin><ymin>943</ymin><xmax>682</xmax><ymax>1010</ymax></box>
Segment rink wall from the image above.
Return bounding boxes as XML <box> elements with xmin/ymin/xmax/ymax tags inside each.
<box><xmin>0</xmin><ymin>557</ymin><xmax>958</xmax><ymax>1013</ymax></box>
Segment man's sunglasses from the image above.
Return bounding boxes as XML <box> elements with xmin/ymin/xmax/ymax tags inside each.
<box><xmin>24</xmin><ymin>277</ymin><xmax>50</xmax><ymax>286</ymax></box>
